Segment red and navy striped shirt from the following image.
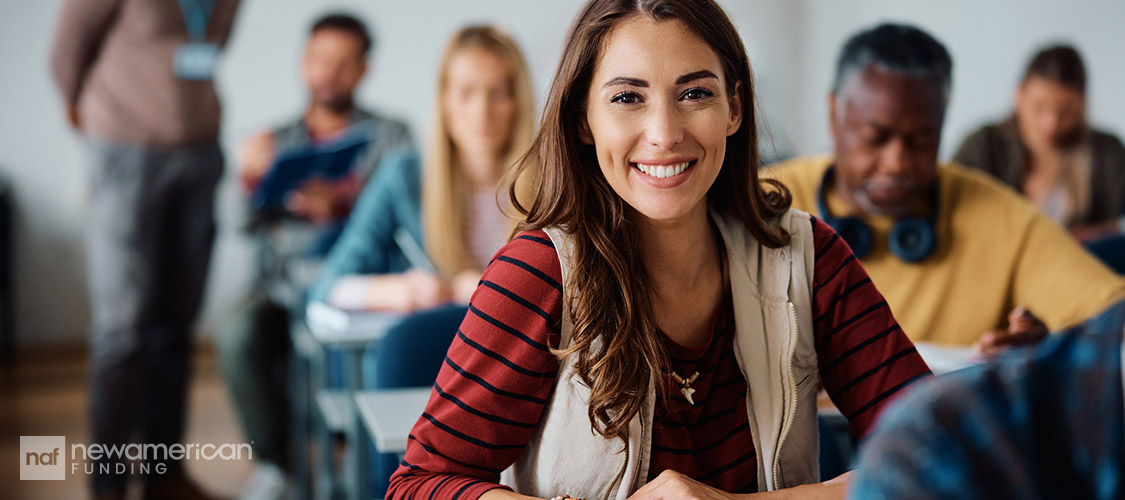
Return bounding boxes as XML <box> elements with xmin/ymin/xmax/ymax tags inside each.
<box><xmin>386</xmin><ymin>217</ymin><xmax>931</xmax><ymax>500</ymax></box>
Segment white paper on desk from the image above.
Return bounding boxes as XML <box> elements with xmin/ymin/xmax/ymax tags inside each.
<box><xmin>913</xmin><ymin>341</ymin><xmax>979</xmax><ymax>375</ymax></box>
<box><xmin>306</xmin><ymin>301</ymin><xmax>404</xmax><ymax>340</ymax></box>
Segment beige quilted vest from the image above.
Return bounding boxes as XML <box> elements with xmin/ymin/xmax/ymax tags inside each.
<box><xmin>500</xmin><ymin>209</ymin><xmax>819</xmax><ymax>499</ymax></box>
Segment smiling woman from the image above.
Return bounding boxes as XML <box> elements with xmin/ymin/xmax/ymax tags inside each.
<box><xmin>582</xmin><ymin>17</ymin><xmax>741</xmax><ymax>222</ymax></box>
<box><xmin>385</xmin><ymin>2</ymin><xmax>931</xmax><ymax>500</ymax></box>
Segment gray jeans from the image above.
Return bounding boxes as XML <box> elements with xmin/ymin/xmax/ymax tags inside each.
<box><xmin>213</xmin><ymin>294</ymin><xmax>290</xmax><ymax>467</ymax></box>
<box><xmin>84</xmin><ymin>138</ymin><xmax>223</xmax><ymax>494</ymax></box>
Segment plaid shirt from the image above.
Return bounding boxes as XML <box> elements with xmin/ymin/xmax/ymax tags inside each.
<box><xmin>850</xmin><ymin>300</ymin><xmax>1125</xmax><ymax>500</ymax></box>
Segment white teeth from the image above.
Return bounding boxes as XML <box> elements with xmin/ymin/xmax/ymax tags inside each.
<box><xmin>635</xmin><ymin>161</ymin><xmax>691</xmax><ymax>179</ymax></box>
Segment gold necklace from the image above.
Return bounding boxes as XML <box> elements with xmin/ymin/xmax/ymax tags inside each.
<box><xmin>670</xmin><ymin>371</ymin><xmax>700</xmax><ymax>405</ymax></box>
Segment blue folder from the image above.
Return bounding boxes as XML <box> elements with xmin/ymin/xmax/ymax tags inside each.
<box><xmin>251</xmin><ymin>129</ymin><xmax>373</xmax><ymax>213</ymax></box>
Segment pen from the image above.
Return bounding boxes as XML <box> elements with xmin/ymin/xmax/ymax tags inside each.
<box><xmin>394</xmin><ymin>227</ymin><xmax>437</xmax><ymax>274</ymax></box>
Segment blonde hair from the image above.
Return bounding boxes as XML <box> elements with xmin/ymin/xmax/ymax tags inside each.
<box><xmin>423</xmin><ymin>25</ymin><xmax>537</xmax><ymax>276</ymax></box>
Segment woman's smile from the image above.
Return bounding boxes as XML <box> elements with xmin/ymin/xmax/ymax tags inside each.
<box><xmin>631</xmin><ymin>159</ymin><xmax>697</xmax><ymax>188</ymax></box>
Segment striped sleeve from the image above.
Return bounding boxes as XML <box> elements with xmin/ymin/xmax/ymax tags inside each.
<box><xmin>809</xmin><ymin>217</ymin><xmax>932</xmax><ymax>438</ymax></box>
<box><xmin>386</xmin><ymin>231</ymin><xmax>564</xmax><ymax>500</ymax></box>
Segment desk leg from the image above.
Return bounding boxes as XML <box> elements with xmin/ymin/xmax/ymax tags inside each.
<box><xmin>290</xmin><ymin>327</ymin><xmax>313</xmax><ymax>500</ymax></box>
<box><xmin>315</xmin><ymin>344</ymin><xmax>336</xmax><ymax>500</ymax></box>
<box><xmin>345</xmin><ymin>348</ymin><xmax>370</xmax><ymax>500</ymax></box>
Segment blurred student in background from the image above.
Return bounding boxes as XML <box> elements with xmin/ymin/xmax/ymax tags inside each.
<box><xmin>307</xmin><ymin>24</ymin><xmax>536</xmax><ymax>496</ymax></box>
<box><xmin>213</xmin><ymin>13</ymin><xmax>413</xmax><ymax>500</ymax></box>
<box><xmin>954</xmin><ymin>45</ymin><xmax>1125</xmax><ymax>273</ymax></box>
<box><xmin>954</xmin><ymin>45</ymin><xmax>1125</xmax><ymax>243</ymax></box>
<box><xmin>49</xmin><ymin>1</ymin><xmax>240</xmax><ymax>499</ymax></box>
<box><xmin>766</xmin><ymin>24</ymin><xmax>1125</xmax><ymax>356</ymax></box>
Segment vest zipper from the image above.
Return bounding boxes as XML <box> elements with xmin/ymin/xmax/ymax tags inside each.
<box><xmin>772</xmin><ymin>302</ymin><xmax>800</xmax><ymax>489</ymax></box>
<box><xmin>601</xmin><ymin>441</ymin><xmax>629</xmax><ymax>500</ymax></box>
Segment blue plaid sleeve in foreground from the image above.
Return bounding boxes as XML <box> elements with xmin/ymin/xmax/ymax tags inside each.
<box><xmin>849</xmin><ymin>301</ymin><xmax>1125</xmax><ymax>500</ymax></box>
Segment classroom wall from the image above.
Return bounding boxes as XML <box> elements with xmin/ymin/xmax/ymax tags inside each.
<box><xmin>1</xmin><ymin>0</ymin><xmax>1122</xmax><ymax>346</ymax></box>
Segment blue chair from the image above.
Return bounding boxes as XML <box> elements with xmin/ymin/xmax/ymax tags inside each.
<box><xmin>818</xmin><ymin>414</ymin><xmax>851</xmax><ymax>480</ymax></box>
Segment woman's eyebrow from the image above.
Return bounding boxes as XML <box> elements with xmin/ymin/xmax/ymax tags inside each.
<box><xmin>676</xmin><ymin>70</ymin><xmax>718</xmax><ymax>84</ymax></box>
<box><xmin>602</xmin><ymin>70</ymin><xmax>717</xmax><ymax>89</ymax></box>
<box><xmin>603</xmin><ymin>76</ymin><xmax>647</xmax><ymax>88</ymax></box>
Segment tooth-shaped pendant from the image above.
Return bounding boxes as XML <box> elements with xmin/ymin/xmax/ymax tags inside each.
<box><xmin>672</xmin><ymin>370</ymin><xmax>700</xmax><ymax>406</ymax></box>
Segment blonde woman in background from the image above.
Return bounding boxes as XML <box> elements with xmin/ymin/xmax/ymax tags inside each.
<box><xmin>310</xmin><ymin>24</ymin><xmax>535</xmax><ymax>310</ymax></box>
<box><xmin>307</xmin><ymin>24</ymin><xmax>536</xmax><ymax>497</ymax></box>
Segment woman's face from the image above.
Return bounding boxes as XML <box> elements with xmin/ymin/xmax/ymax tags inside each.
<box><xmin>443</xmin><ymin>47</ymin><xmax>517</xmax><ymax>173</ymax></box>
<box><xmin>583</xmin><ymin>16</ymin><xmax>742</xmax><ymax>224</ymax></box>
<box><xmin>1015</xmin><ymin>76</ymin><xmax>1086</xmax><ymax>152</ymax></box>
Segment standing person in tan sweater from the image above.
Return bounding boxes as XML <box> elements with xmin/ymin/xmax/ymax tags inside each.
<box><xmin>49</xmin><ymin>1</ymin><xmax>240</xmax><ymax>499</ymax></box>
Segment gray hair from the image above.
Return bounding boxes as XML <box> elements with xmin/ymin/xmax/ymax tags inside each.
<box><xmin>832</xmin><ymin>23</ymin><xmax>953</xmax><ymax>108</ymax></box>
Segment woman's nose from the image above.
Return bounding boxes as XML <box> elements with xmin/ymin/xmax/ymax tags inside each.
<box><xmin>644</xmin><ymin>103</ymin><xmax>685</xmax><ymax>149</ymax></box>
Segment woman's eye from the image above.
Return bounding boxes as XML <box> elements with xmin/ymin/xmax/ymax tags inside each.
<box><xmin>611</xmin><ymin>92</ymin><xmax>642</xmax><ymax>104</ymax></box>
<box><xmin>682</xmin><ymin>88</ymin><xmax>714</xmax><ymax>101</ymax></box>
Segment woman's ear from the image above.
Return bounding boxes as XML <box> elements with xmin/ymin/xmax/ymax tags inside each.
<box><xmin>579</xmin><ymin>115</ymin><xmax>594</xmax><ymax>145</ymax></box>
<box><xmin>726</xmin><ymin>81</ymin><xmax>743</xmax><ymax>137</ymax></box>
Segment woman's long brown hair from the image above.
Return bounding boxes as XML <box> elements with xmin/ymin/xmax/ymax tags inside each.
<box><xmin>507</xmin><ymin>0</ymin><xmax>792</xmax><ymax>443</ymax></box>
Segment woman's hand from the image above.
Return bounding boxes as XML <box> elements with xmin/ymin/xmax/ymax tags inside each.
<box><xmin>354</xmin><ymin>270</ymin><xmax>450</xmax><ymax>312</ymax></box>
<box><xmin>627</xmin><ymin>470</ymin><xmax>850</xmax><ymax>500</ymax></box>
<box><xmin>451</xmin><ymin>270</ymin><xmax>483</xmax><ymax>304</ymax></box>
<box><xmin>1071</xmin><ymin>220</ymin><xmax>1122</xmax><ymax>243</ymax></box>
<box><xmin>402</xmin><ymin>269</ymin><xmax>452</xmax><ymax>312</ymax></box>
<box><xmin>627</xmin><ymin>470</ymin><xmax>738</xmax><ymax>500</ymax></box>
<box><xmin>479</xmin><ymin>488</ymin><xmax>546</xmax><ymax>500</ymax></box>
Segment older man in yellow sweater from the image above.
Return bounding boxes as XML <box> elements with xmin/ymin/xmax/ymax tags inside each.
<box><xmin>766</xmin><ymin>23</ymin><xmax>1124</xmax><ymax>353</ymax></box>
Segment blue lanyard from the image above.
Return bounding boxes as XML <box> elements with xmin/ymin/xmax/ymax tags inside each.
<box><xmin>177</xmin><ymin>0</ymin><xmax>215</xmax><ymax>41</ymax></box>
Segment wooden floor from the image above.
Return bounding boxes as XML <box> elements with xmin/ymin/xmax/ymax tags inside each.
<box><xmin>1</xmin><ymin>344</ymin><xmax>254</xmax><ymax>500</ymax></box>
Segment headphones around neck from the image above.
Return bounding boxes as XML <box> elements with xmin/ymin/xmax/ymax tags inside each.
<box><xmin>816</xmin><ymin>166</ymin><xmax>938</xmax><ymax>263</ymax></box>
